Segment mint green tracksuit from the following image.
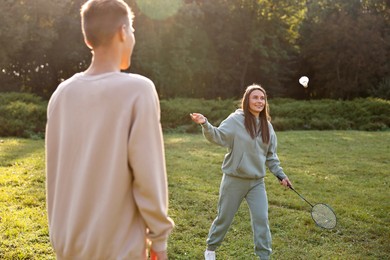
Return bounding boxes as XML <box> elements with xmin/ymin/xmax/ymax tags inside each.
<box><xmin>201</xmin><ymin>109</ymin><xmax>287</xmax><ymax>260</ymax></box>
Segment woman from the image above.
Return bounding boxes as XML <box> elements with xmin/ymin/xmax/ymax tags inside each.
<box><xmin>190</xmin><ymin>84</ymin><xmax>292</xmax><ymax>260</ymax></box>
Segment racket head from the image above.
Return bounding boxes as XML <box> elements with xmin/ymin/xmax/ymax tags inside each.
<box><xmin>311</xmin><ymin>203</ymin><xmax>337</xmax><ymax>229</ymax></box>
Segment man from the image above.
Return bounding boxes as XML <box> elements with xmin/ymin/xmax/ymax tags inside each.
<box><xmin>45</xmin><ymin>1</ymin><xmax>174</xmax><ymax>259</ymax></box>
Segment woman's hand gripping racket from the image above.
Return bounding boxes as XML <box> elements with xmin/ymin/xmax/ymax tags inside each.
<box><xmin>277</xmin><ymin>176</ymin><xmax>337</xmax><ymax>229</ymax></box>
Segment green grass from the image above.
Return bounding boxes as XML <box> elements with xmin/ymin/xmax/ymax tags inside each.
<box><xmin>0</xmin><ymin>131</ymin><xmax>389</xmax><ymax>259</ymax></box>
<box><xmin>0</xmin><ymin>138</ymin><xmax>53</xmax><ymax>259</ymax></box>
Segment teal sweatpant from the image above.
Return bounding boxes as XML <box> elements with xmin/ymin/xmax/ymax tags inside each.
<box><xmin>206</xmin><ymin>174</ymin><xmax>272</xmax><ymax>260</ymax></box>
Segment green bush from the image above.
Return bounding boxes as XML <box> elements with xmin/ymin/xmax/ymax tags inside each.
<box><xmin>0</xmin><ymin>92</ymin><xmax>47</xmax><ymax>138</ymax></box>
<box><xmin>0</xmin><ymin>93</ymin><xmax>389</xmax><ymax>138</ymax></box>
<box><xmin>161</xmin><ymin>97</ymin><xmax>390</xmax><ymax>132</ymax></box>
<box><xmin>160</xmin><ymin>98</ymin><xmax>238</xmax><ymax>133</ymax></box>
<box><xmin>268</xmin><ymin>98</ymin><xmax>390</xmax><ymax>131</ymax></box>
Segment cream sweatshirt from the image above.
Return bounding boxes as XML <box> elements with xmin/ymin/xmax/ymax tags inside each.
<box><xmin>45</xmin><ymin>72</ymin><xmax>174</xmax><ymax>260</ymax></box>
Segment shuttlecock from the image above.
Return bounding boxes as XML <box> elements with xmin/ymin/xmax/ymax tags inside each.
<box><xmin>299</xmin><ymin>76</ymin><xmax>309</xmax><ymax>88</ymax></box>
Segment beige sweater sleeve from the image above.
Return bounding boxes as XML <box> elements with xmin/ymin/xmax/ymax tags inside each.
<box><xmin>127</xmin><ymin>82</ymin><xmax>174</xmax><ymax>252</ymax></box>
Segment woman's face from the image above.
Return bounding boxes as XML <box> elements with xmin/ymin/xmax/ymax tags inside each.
<box><xmin>248</xmin><ymin>89</ymin><xmax>266</xmax><ymax>117</ymax></box>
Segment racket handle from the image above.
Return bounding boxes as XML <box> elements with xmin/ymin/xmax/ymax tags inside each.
<box><xmin>277</xmin><ymin>175</ymin><xmax>292</xmax><ymax>188</ymax></box>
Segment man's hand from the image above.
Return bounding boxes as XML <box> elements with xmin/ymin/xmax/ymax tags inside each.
<box><xmin>150</xmin><ymin>249</ymin><xmax>168</xmax><ymax>260</ymax></box>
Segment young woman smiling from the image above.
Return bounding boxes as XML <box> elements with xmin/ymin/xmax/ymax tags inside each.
<box><xmin>191</xmin><ymin>84</ymin><xmax>292</xmax><ymax>260</ymax></box>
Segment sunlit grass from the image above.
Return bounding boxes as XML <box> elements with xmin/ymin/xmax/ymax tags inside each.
<box><xmin>0</xmin><ymin>138</ymin><xmax>54</xmax><ymax>259</ymax></box>
<box><xmin>0</xmin><ymin>131</ymin><xmax>389</xmax><ymax>259</ymax></box>
<box><xmin>166</xmin><ymin>131</ymin><xmax>390</xmax><ymax>259</ymax></box>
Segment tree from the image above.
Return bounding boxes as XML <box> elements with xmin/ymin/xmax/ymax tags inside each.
<box><xmin>129</xmin><ymin>0</ymin><xmax>306</xmax><ymax>99</ymax></box>
<box><xmin>1</xmin><ymin>0</ymin><xmax>387</xmax><ymax>100</ymax></box>
<box><xmin>298</xmin><ymin>0</ymin><xmax>390</xmax><ymax>99</ymax></box>
<box><xmin>183</xmin><ymin>0</ymin><xmax>306</xmax><ymax>98</ymax></box>
<box><xmin>0</xmin><ymin>0</ymin><xmax>78</xmax><ymax>97</ymax></box>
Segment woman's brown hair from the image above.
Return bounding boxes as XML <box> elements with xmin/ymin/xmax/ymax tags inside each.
<box><xmin>241</xmin><ymin>84</ymin><xmax>271</xmax><ymax>144</ymax></box>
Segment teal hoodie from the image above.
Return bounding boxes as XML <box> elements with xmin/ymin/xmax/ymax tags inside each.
<box><xmin>202</xmin><ymin>109</ymin><xmax>287</xmax><ymax>180</ymax></box>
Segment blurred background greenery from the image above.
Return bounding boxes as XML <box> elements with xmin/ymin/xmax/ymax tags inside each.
<box><xmin>1</xmin><ymin>93</ymin><xmax>389</xmax><ymax>138</ymax></box>
<box><xmin>1</xmin><ymin>0</ymin><xmax>389</xmax><ymax>100</ymax></box>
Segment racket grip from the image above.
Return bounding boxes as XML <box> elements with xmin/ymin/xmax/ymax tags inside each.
<box><xmin>277</xmin><ymin>175</ymin><xmax>292</xmax><ymax>188</ymax></box>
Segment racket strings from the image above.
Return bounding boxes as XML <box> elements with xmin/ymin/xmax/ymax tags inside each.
<box><xmin>311</xmin><ymin>203</ymin><xmax>337</xmax><ymax>229</ymax></box>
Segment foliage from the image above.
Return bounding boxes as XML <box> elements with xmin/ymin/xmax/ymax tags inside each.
<box><xmin>131</xmin><ymin>0</ymin><xmax>306</xmax><ymax>99</ymax></box>
<box><xmin>1</xmin><ymin>0</ymin><xmax>388</xmax><ymax>99</ymax></box>
<box><xmin>160</xmin><ymin>98</ymin><xmax>238</xmax><ymax>133</ymax></box>
<box><xmin>0</xmin><ymin>0</ymin><xmax>84</xmax><ymax>98</ymax></box>
<box><xmin>369</xmin><ymin>77</ymin><xmax>390</xmax><ymax>99</ymax></box>
<box><xmin>0</xmin><ymin>132</ymin><xmax>389</xmax><ymax>259</ymax></box>
<box><xmin>1</xmin><ymin>93</ymin><xmax>389</xmax><ymax>138</ymax></box>
<box><xmin>160</xmin><ymin>97</ymin><xmax>390</xmax><ymax>132</ymax></box>
<box><xmin>297</xmin><ymin>0</ymin><xmax>390</xmax><ymax>99</ymax></box>
<box><xmin>0</xmin><ymin>93</ymin><xmax>47</xmax><ymax>138</ymax></box>
<box><xmin>269</xmin><ymin>98</ymin><xmax>390</xmax><ymax>131</ymax></box>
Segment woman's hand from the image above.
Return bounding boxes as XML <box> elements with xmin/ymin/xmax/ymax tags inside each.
<box><xmin>190</xmin><ymin>113</ymin><xmax>206</xmax><ymax>124</ymax></box>
<box><xmin>280</xmin><ymin>177</ymin><xmax>292</xmax><ymax>188</ymax></box>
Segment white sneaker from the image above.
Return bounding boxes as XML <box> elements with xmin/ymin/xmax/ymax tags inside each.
<box><xmin>204</xmin><ymin>250</ymin><xmax>216</xmax><ymax>260</ymax></box>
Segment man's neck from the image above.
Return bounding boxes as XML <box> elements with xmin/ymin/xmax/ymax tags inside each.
<box><xmin>84</xmin><ymin>48</ymin><xmax>121</xmax><ymax>75</ymax></box>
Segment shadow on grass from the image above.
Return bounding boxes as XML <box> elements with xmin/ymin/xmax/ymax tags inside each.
<box><xmin>0</xmin><ymin>138</ymin><xmax>44</xmax><ymax>167</ymax></box>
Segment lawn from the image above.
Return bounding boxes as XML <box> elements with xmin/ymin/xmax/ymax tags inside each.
<box><xmin>0</xmin><ymin>131</ymin><xmax>389</xmax><ymax>259</ymax></box>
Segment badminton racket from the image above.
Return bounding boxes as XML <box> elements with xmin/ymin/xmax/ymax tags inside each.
<box><xmin>277</xmin><ymin>176</ymin><xmax>337</xmax><ymax>229</ymax></box>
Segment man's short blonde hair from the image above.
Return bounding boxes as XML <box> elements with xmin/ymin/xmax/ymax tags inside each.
<box><xmin>81</xmin><ymin>0</ymin><xmax>134</xmax><ymax>48</ymax></box>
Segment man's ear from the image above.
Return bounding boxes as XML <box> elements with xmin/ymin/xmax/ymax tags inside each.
<box><xmin>118</xmin><ymin>24</ymin><xmax>127</xmax><ymax>42</ymax></box>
